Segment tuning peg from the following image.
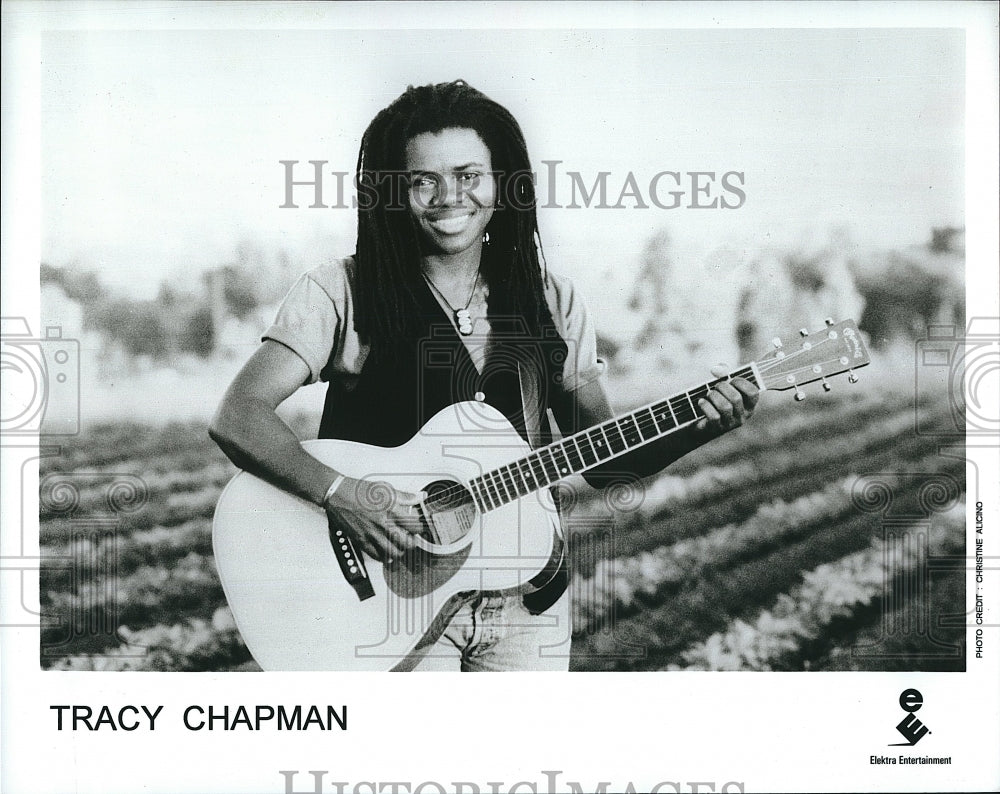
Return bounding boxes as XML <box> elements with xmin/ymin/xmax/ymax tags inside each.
<box><xmin>772</xmin><ymin>337</ymin><xmax>783</xmax><ymax>349</ymax></box>
<box><xmin>848</xmin><ymin>370</ymin><xmax>859</xmax><ymax>384</ymax></box>
<box><xmin>824</xmin><ymin>317</ymin><xmax>834</xmax><ymax>326</ymax></box>
<box><xmin>794</xmin><ymin>388</ymin><xmax>807</xmax><ymax>401</ymax></box>
<box><xmin>821</xmin><ymin>376</ymin><xmax>832</xmax><ymax>392</ymax></box>
<box><xmin>799</xmin><ymin>328</ymin><xmax>809</xmax><ymax>337</ymax></box>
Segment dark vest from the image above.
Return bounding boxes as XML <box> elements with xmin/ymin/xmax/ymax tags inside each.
<box><xmin>318</xmin><ymin>276</ymin><xmax>569</xmax><ymax>613</ymax></box>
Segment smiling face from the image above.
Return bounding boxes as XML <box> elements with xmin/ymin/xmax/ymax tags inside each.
<box><xmin>404</xmin><ymin>127</ymin><xmax>496</xmax><ymax>258</ymax></box>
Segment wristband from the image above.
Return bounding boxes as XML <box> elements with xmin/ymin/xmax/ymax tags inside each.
<box><xmin>322</xmin><ymin>475</ymin><xmax>347</xmax><ymax>508</ymax></box>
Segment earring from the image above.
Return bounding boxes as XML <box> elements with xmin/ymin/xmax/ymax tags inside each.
<box><xmin>482</xmin><ymin>231</ymin><xmax>490</xmax><ymax>244</ymax></box>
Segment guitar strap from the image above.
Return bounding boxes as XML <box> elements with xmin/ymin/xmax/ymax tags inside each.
<box><xmin>317</xmin><ymin>274</ymin><xmax>569</xmax><ymax>613</ymax></box>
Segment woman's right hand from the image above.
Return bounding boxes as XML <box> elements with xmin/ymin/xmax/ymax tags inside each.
<box><xmin>324</xmin><ymin>477</ymin><xmax>427</xmax><ymax>563</ymax></box>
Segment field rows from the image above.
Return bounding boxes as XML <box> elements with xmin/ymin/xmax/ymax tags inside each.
<box><xmin>41</xmin><ymin>550</ymin><xmax>224</xmax><ymax>655</ymax></box>
<box><xmin>668</xmin><ymin>502</ymin><xmax>965</xmax><ymax>671</ymax></box>
<box><xmin>42</xmin><ymin>518</ymin><xmax>212</xmax><ymax>578</ymax></box>
<box><xmin>39</xmin><ymin>387</ymin><xmax>966</xmax><ymax>671</ymax></box>
<box><xmin>40</xmin><ymin>400</ymin><xmax>939</xmax><ymax>619</ymax></box>
<box><xmin>39</xmin><ymin>415</ymin><xmax>315</xmax><ymax>476</ymax></box>
<box><xmin>569</xmin><ymin>402</ymin><xmax>955</xmax><ymax>570</ymax></box>
<box><xmin>49</xmin><ymin>607</ymin><xmax>253</xmax><ymax>672</ymax></box>
<box><xmin>39</xmin><ymin>461</ymin><xmax>234</xmax><ymax>522</ymax></box>
<box><xmin>571</xmin><ymin>476</ymin><xmax>859</xmax><ymax>632</ymax></box>
<box><xmin>648</xmin><ymin>388</ymin><xmax>925</xmax><ymax>475</ymax></box>
<box><xmin>39</xmin><ymin>398</ymin><xmax>943</xmax><ymax>550</ymax></box>
<box><xmin>572</xmin><ymin>446</ymin><xmax>961</xmax><ymax>633</ymax></box>
<box><xmin>568</xmin><ymin>455</ymin><xmax>964</xmax><ymax>671</ymax></box>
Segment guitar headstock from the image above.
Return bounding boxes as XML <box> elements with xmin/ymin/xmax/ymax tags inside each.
<box><xmin>754</xmin><ymin>318</ymin><xmax>871</xmax><ymax>398</ymax></box>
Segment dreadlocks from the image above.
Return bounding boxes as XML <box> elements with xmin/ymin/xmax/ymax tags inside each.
<box><xmin>353</xmin><ymin>80</ymin><xmax>557</xmax><ymax>353</ymax></box>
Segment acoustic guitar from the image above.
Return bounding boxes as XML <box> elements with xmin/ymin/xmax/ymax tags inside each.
<box><xmin>212</xmin><ymin>318</ymin><xmax>871</xmax><ymax>670</ymax></box>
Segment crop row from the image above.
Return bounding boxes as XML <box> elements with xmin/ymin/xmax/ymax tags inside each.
<box><xmin>657</xmin><ymin>387</ymin><xmax>924</xmax><ymax>476</ymax></box>
<box><xmin>41</xmin><ymin>550</ymin><xmax>225</xmax><ymax>657</ymax></box>
<box><xmin>569</xmin><ymin>405</ymin><xmax>956</xmax><ymax>569</ymax></box>
<box><xmin>43</xmin><ymin>484</ymin><xmax>963</xmax><ymax>671</ymax></box>
<box><xmin>37</xmin><ymin>388</ymin><xmax>958</xmax><ymax>671</ymax></box>
<box><xmin>41</xmin><ymin>517</ymin><xmax>213</xmax><ymax>580</ymax></box>
<box><xmin>592</xmin><ymin>399</ymin><xmax>916</xmax><ymax>522</ymax></box>
<box><xmin>570</xmin><ymin>476</ymin><xmax>856</xmax><ymax>633</ymax></box>
<box><xmin>666</xmin><ymin>501</ymin><xmax>965</xmax><ymax>671</ymax></box>
<box><xmin>39</xmin><ymin>442</ymin><xmax>959</xmax><ymax>663</ymax></box>
<box><xmin>39</xmin><ymin>461</ymin><xmax>234</xmax><ymax>522</ymax></box>
<box><xmin>40</xmin><ymin>414</ymin><xmax>317</xmax><ymax>475</ymax></box>
<box><xmin>40</xmin><ymin>422</ymin><xmax>220</xmax><ymax>474</ymax></box>
<box><xmin>570</xmin><ymin>449</ymin><xmax>962</xmax><ymax>637</ymax></box>
<box><xmin>40</xmin><ymin>428</ymin><xmax>950</xmax><ymax>620</ymax></box>
<box><xmin>567</xmin><ymin>474</ymin><xmax>959</xmax><ymax>672</ymax></box>
<box><xmin>48</xmin><ymin>607</ymin><xmax>254</xmax><ymax>672</ymax></box>
<box><xmin>38</xmin><ymin>392</ymin><xmax>945</xmax><ymax>537</ymax></box>
<box><xmin>38</xmin><ymin>399</ymin><xmax>928</xmax><ymax>546</ymax></box>
<box><xmin>38</xmin><ymin>385</ymin><xmax>922</xmax><ymax>482</ymax></box>
<box><xmin>808</xmin><ymin>565</ymin><xmax>967</xmax><ymax>672</ymax></box>
<box><xmin>41</xmin><ymin>484</ymin><xmax>224</xmax><ymax>544</ymax></box>
<box><xmin>562</xmin><ymin>394</ymin><xmax>921</xmax><ymax>529</ymax></box>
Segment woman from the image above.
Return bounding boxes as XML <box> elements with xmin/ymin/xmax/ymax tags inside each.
<box><xmin>209</xmin><ymin>80</ymin><xmax>758</xmax><ymax>671</ymax></box>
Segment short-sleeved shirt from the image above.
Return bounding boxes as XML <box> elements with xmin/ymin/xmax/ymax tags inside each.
<box><xmin>264</xmin><ymin>257</ymin><xmax>604</xmax><ymax>441</ymax></box>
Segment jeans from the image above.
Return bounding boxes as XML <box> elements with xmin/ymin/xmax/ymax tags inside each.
<box><xmin>409</xmin><ymin>590</ymin><xmax>571</xmax><ymax>671</ymax></box>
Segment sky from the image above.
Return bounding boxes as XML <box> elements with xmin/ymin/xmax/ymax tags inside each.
<box><xmin>40</xmin><ymin>26</ymin><xmax>965</xmax><ymax>305</ymax></box>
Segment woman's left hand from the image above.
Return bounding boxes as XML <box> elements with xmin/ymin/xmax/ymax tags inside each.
<box><xmin>695</xmin><ymin>365</ymin><xmax>760</xmax><ymax>434</ymax></box>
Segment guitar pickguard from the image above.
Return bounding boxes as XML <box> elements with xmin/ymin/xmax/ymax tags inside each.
<box><xmin>382</xmin><ymin>540</ymin><xmax>472</xmax><ymax>600</ymax></box>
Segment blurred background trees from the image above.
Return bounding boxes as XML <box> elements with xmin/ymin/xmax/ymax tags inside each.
<box><xmin>40</xmin><ymin>223</ymin><xmax>965</xmax><ymax>393</ymax></box>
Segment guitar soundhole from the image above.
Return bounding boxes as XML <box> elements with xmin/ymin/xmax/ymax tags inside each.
<box><xmin>418</xmin><ymin>479</ymin><xmax>478</xmax><ymax>547</ymax></box>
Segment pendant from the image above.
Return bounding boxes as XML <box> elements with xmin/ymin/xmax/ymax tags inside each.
<box><xmin>455</xmin><ymin>309</ymin><xmax>473</xmax><ymax>335</ymax></box>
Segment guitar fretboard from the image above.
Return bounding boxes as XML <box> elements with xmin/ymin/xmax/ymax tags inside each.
<box><xmin>465</xmin><ymin>365</ymin><xmax>758</xmax><ymax>512</ymax></box>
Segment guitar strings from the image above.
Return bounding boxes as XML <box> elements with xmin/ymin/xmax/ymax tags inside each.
<box><xmin>755</xmin><ymin>341</ymin><xmax>843</xmax><ymax>383</ymax></box>
<box><xmin>425</xmin><ymin>347</ymin><xmax>844</xmax><ymax>515</ymax></box>
<box><xmin>421</xmin><ymin>363</ymin><xmax>763</xmax><ymax>513</ymax></box>
<box><xmin>427</xmin><ymin>365</ymin><xmax>758</xmax><ymax>511</ymax></box>
<box><xmin>424</xmin><ymin>335</ymin><xmax>859</xmax><ymax>514</ymax></box>
<box><xmin>425</xmin><ymin>337</ymin><xmax>853</xmax><ymax>514</ymax></box>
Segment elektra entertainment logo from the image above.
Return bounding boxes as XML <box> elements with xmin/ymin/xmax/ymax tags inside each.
<box><xmin>870</xmin><ymin>687</ymin><xmax>952</xmax><ymax>767</ymax></box>
<box><xmin>890</xmin><ymin>688</ymin><xmax>930</xmax><ymax>746</ymax></box>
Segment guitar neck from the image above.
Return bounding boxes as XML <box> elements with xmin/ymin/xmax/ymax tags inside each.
<box><xmin>467</xmin><ymin>363</ymin><xmax>762</xmax><ymax>513</ymax></box>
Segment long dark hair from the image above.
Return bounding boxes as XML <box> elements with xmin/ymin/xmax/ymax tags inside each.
<box><xmin>353</xmin><ymin>80</ymin><xmax>557</xmax><ymax>352</ymax></box>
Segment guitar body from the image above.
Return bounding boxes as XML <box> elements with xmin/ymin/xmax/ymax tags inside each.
<box><xmin>213</xmin><ymin>318</ymin><xmax>871</xmax><ymax>671</ymax></box>
<box><xmin>212</xmin><ymin>400</ymin><xmax>563</xmax><ymax>671</ymax></box>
